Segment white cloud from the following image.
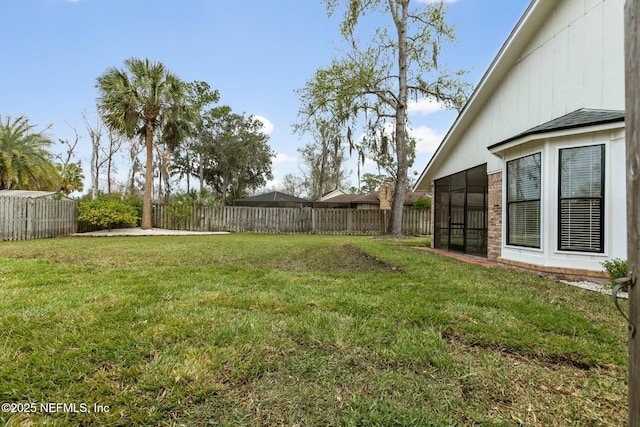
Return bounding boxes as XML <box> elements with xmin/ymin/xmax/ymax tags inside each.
<box><xmin>417</xmin><ymin>0</ymin><xmax>458</xmax><ymax>3</ymax></box>
<box><xmin>253</xmin><ymin>115</ymin><xmax>274</xmax><ymax>135</ymax></box>
<box><xmin>272</xmin><ymin>153</ymin><xmax>298</xmax><ymax>165</ymax></box>
<box><xmin>407</xmin><ymin>98</ymin><xmax>445</xmax><ymax>116</ymax></box>
<box><xmin>410</xmin><ymin>125</ymin><xmax>445</xmax><ymax>154</ymax></box>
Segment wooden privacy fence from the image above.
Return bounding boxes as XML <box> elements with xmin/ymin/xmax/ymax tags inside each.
<box><xmin>152</xmin><ymin>205</ymin><xmax>431</xmax><ymax>236</ymax></box>
<box><xmin>0</xmin><ymin>196</ymin><xmax>77</xmax><ymax>241</ymax></box>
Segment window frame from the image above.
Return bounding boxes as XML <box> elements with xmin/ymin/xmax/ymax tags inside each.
<box><xmin>557</xmin><ymin>144</ymin><xmax>605</xmax><ymax>253</ymax></box>
<box><xmin>506</xmin><ymin>152</ymin><xmax>542</xmax><ymax>249</ymax></box>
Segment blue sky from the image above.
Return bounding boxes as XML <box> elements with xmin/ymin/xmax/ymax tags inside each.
<box><xmin>0</xmin><ymin>0</ymin><xmax>530</xmax><ymax>193</ymax></box>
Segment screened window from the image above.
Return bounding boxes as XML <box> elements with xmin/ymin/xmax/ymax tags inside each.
<box><xmin>507</xmin><ymin>153</ymin><xmax>541</xmax><ymax>248</ymax></box>
<box><xmin>558</xmin><ymin>145</ymin><xmax>604</xmax><ymax>252</ymax></box>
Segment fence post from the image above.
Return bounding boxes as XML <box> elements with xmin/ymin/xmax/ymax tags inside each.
<box><xmin>26</xmin><ymin>198</ymin><xmax>34</xmax><ymax>240</ymax></box>
<box><xmin>311</xmin><ymin>208</ymin><xmax>317</xmax><ymax>234</ymax></box>
<box><xmin>625</xmin><ymin>1</ymin><xmax>640</xmax><ymax>424</ymax></box>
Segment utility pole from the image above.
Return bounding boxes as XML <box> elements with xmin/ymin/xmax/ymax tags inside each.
<box><xmin>625</xmin><ymin>1</ymin><xmax>640</xmax><ymax>425</ymax></box>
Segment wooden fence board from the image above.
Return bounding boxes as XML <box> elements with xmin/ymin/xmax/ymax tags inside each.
<box><xmin>0</xmin><ymin>196</ymin><xmax>76</xmax><ymax>241</ymax></box>
<box><xmin>2</xmin><ymin>198</ymin><xmax>428</xmax><ymax>240</ymax></box>
<box><xmin>151</xmin><ymin>205</ymin><xmax>431</xmax><ymax>236</ymax></box>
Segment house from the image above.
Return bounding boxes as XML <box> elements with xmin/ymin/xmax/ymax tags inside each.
<box><xmin>414</xmin><ymin>0</ymin><xmax>625</xmax><ymax>281</ymax></box>
<box><xmin>317</xmin><ymin>183</ymin><xmax>430</xmax><ymax>209</ymax></box>
<box><xmin>233</xmin><ymin>191</ymin><xmax>312</xmax><ymax>208</ymax></box>
<box><xmin>318</xmin><ymin>188</ymin><xmax>349</xmax><ymax>201</ymax></box>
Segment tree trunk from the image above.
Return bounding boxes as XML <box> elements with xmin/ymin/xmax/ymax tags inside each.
<box><xmin>199</xmin><ymin>153</ymin><xmax>205</xmax><ymax>192</ymax></box>
<box><xmin>92</xmin><ymin>144</ymin><xmax>99</xmax><ymax>199</ymax></box>
<box><xmin>142</xmin><ymin>125</ymin><xmax>155</xmax><ymax>229</ymax></box>
<box><xmin>625</xmin><ymin>1</ymin><xmax>640</xmax><ymax>425</ymax></box>
<box><xmin>107</xmin><ymin>153</ymin><xmax>112</xmax><ymax>195</ymax></box>
<box><xmin>221</xmin><ymin>174</ymin><xmax>231</xmax><ymax>205</ymax></box>
<box><xmin>389</xmin><ymin>0</ymin><xmax>409</xmax><ymax>236</ymax></box>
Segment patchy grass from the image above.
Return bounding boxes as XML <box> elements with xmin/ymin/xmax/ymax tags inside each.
<box><xmin>0</xmin><ymin>234</ymin><xmax>628</xmax><ymax>426</ymax></box>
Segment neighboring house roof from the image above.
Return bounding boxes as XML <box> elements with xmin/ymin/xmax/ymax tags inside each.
<box><xmin>352</xmin><ymin>192</ymin><xmax>380</xmax><ymax>204</ymax></box>
<box><xmin>235</xmin><ymin>191</ymin><xmax>310</xmax><ymax>203</ymax></box>
<box><xmin>321</xmin><ymin>194</ymin><xmax>359</xmax><ymax>203</ymax></box>
<box><xmin>489</xmin><ymin>109</ymin><xmax>625</xmax><ymax>151</ymax></box>
<box><xmin>322</xmin><ymin>190</ymin><xmax>430</xmax><ymax>205</ymax></box>
<box><xmin>403</xmin><ymin>191</ymin><xmax>430</xmax><ymax>204</ymax></box>
<box><xmin>318</xmin><ymin>188</ymin><xmax>348</xmax><ymax>201</ymax></box>
<box><xmin>0</xmin><ymin>190</ymin><xmax>61</xmax><ymax>199</ymax></box>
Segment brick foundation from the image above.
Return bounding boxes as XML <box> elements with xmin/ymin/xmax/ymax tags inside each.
<box><xmin>497</xmin><ymin>257</ymin><xmax>609</xmax><ymax>283</ymax></box>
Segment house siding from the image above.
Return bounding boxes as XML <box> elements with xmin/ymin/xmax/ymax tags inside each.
<box><xmin>416</xmin><ymin>0</ymin><xmax>626</xmax><ymax>278</ymax></box>
<box><xmin>420</xmin><ymin>0</ymin><xmax>624</xmax><ymax>182</ymax></box>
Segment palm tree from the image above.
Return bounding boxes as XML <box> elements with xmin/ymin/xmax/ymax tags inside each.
<box><xmin>0</xmin><ymin>115</ymin><xmax>58</xmax><ymax>190</ymax></box>
<box><xmin>96</xmin><ymin>57</ymin><xmax>191</xmax><ymax>229</ymax></box>
<box><xmin>57</xmin><ymin>162</ymin><xmax>85</xmax><ymax>195</ymax></box>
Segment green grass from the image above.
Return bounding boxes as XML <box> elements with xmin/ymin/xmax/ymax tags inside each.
<box><xmin>0</xmin><ymin>234</ymin><xmax>628</xmax><ymax>426</ymax></box>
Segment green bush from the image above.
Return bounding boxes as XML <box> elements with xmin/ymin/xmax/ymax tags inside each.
<box><xmin>77</xmin><ymin>195</ymin><xmax>140</xmax><ymax>230</ymax></box>
<box><xmin>601</xmin><ymin>258</ymin><xmax>629</xmax><ymax>286</ymax></box>
<box><xmin>166</xmin><ymin>190</ymin><xmax>219</xmax><ymax>229</ymax></box>
<box><xmin>411</xmin><ymin>196</ymin><xmax>431</xmax><ymax>210</ymax></box>
<box><xmin>166</xmin><ymin>200</ymin><xmax>192</xmax><ymax>229</ymax></box>
<box><xmin>121</xmin><ymin>194</ymin><xmax>143</xmax><ymax>219</ymax></box>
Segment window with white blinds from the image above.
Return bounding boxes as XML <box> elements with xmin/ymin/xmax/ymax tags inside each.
<box><xmin>558</xmin><ymin>145</ymin><xmax>604</xmax><ymax>252</ymax></box>
<box><xmin>506</xmin><ymin>153</ymin><xmax>541</xmax><ymax>248</ymax></box>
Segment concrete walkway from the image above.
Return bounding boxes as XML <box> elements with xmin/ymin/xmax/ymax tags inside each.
<box><xmin>412</xmin><ymin>246</ymin><xmax>500</xmax><ymax>268</ymax></box>
<box><xmin>73</xmin><ymin>227</ymin><xmax>229</xmax><ymax>237</ymax></box>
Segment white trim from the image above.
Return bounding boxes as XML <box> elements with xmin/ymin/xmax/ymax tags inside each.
<box><xmin>489</xmin><ymin>122</ymin><xmax>624</xmax><ymax>156</ymax></box>
<box><xmin>552</xmin><ymin>140</ymin><xmax>609</xmax><ymax>258</ymax></box>
<box><xmin>502</xmin><ymin>150</ymin><xmax>545</xmax><ymax>254</ymax></box>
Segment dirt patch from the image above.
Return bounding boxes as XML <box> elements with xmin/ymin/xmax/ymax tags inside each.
<box><xmin>339</xmin><ymin>244</ymin><xmax>405</xmax><ymax>274</ymax></box>
<box><xmin>441</xmin><ymin>327</ymin><xmax>595</xmax><ymax>371</ymax></box>
<box><xmin>277</xmin><ymin>244</ymin><xmax>405</xmax><ymax>274</ymax></box>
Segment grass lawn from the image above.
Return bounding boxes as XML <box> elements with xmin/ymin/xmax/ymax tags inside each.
<box><xmin>0</xmin><ymin>234</ymin><xmax>628</xmax><ymax>426</ymax></box>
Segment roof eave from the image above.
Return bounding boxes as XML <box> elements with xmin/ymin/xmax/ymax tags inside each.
<box><xmin>488</xmin><ymin>121</ymin><xmax>626</xmax><ymax>156</ymax></box>
<box><xmin>414</xmin><ymin>0</ymin><xmax>553</xmax><ymax>190</ymax></box>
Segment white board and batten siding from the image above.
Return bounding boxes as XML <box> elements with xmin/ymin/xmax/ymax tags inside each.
<box><xmin>423</xmin><ymin>0</ymin><xmax>624</xmax><ymax>182</ymax></box>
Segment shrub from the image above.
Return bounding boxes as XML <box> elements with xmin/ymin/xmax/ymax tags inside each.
<box><xmin>77</xmin><ymin>195</ymin><xmax>140</xmax><ymax>230</ymax></box>
<box><xmin>166</xmin><ymin>200</ymin><xmax>192</xmax><ymax>229</ymax></box>
<box><xmin>601</xmin><ymin>258</ymin><xmax>629</xmax><ymax>286</ymax></box>
<box><xmin>411</xmin><ymin>196</ymin><xmax>431</xmax><ymax>210</ymax></box>
<box><xmin>166</xmin><ymin>190</ymin><xmax>219</xmax><ymax>229</ymax></box>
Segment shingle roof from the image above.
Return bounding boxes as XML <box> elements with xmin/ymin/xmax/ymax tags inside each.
<box><xmin>321</xmin><ymin>190</ymin><xmax>430</xmax><ymax>205</ymax></box>
<box><xmin>352</xmin><ymin>192</ymin><xmax>380</xmax><ymax>203</ymax></box>
<box><xmin>488</xmin><ymin>108</ymin><xmax>625</xmax><ymax>149</ymax></box>
<box><xmin>320</xmin><ymin>194</ymin><xmax>359</xmax><ymax>203</ymax></box>
<box><xmin>235</xmin><ymin>191</ymin><xmax>310</xmax><ymax>203</ymax></box>
<box><xmin>0</xmin><ymin>190</ymin><xmax>60</xmax><ymax>199</ymax></box>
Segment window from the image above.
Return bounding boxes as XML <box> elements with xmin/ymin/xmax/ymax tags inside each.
<box><xmin>507</xmin><ymin>153</ymin><xmax>541</xmax><ymax>248</ymax></box>
<box><xmin>558</xmin><ymin>145</ymin><xmax>604</xmax><ymax>252</ymax></box>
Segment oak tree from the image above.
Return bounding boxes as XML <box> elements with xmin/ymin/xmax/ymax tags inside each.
<box><xmin>298</xmin><ymin>0</ymin><xmax>469</xmax><ymax>235</ymax></box>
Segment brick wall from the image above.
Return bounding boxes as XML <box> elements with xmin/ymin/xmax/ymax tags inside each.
<box><xmin>378</xmin><ymin>183</ymin><xmax>394</xmax><ymax>210</ymax></box>
<box><xmin>430</xmin><ymin>182</ymin><xmax>436</xmax><ymax>248</ymax></box>
<box><xmin>497</xmin><ymin>257</ymin><xmax>609</xmax><ymax>283</ymax></box>
<box><xmin>487</xmin><ymin>172</ymin><xmax>502</xmax><ymax>261</ymax></box>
